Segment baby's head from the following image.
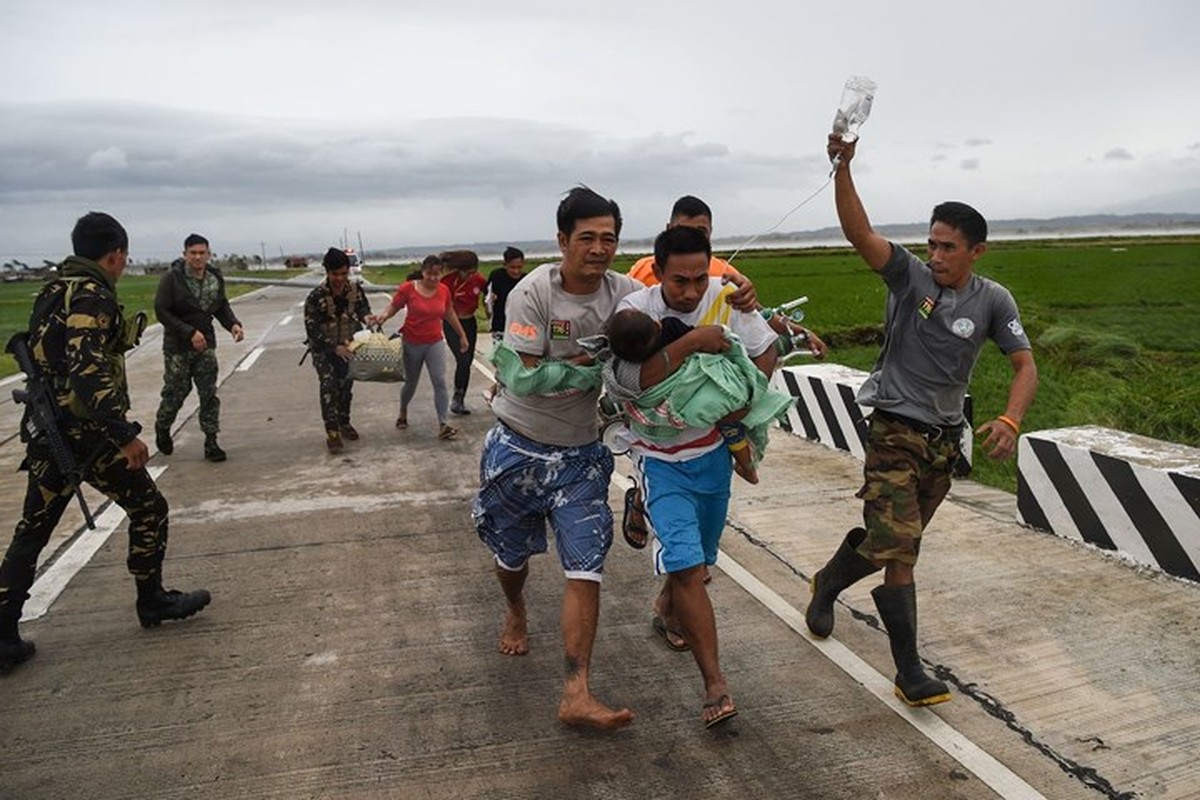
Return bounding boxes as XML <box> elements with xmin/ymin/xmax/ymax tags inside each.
<box><xmin>606</xmin><ymin>308</ymin><xmax>661</xmax><ymax>363</ymax></box>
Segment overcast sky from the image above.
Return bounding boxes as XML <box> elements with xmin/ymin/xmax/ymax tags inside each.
<box><xmin>2</xmin><ymin>0</ymin><xmax>1198</xmax><ymax>262</ymax></box>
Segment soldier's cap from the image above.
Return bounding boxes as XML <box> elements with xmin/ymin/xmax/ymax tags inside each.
<box><xmin>323</xmin><ymin>248</ymin><xmax>350</xmax><ymax>270</ymax></box>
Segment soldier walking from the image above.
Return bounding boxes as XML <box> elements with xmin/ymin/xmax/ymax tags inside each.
<box><xmin>1</xmin><ymin>212</ymin><xmax>212</xmax><ymax>673</ymax></box>
<box><xmin>153</xmin><ymin>233</ymin><xmax>244</xmax><ymax>461</ymax></box>
<box><xmin>303</xmin><ymin>248</ymin><xmax>372</xmax><ymax>452</ymax></box>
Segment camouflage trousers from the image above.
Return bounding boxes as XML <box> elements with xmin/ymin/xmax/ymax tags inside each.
<box><xmin>155</xmin><ymin>349</ymin><xmax>220</xmax><ymax>435</ymax></box>
<box><xmin>0</xmin><ymin>430</ymin><xmax>169</xmax><ymax>623</ymax></box>
<box><xmin>311</xmin><ymin>350</ymin><xmax>353</xmax><ymax>431</ymax></box>
<box><xmin>855</xmin><ymin>412</ymin><xmax>962</xmax><ymax>566</ymax></box>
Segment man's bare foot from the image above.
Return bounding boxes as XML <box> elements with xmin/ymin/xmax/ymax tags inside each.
<box><xmin>498</xmin><ymin>603</ymin><xmax>528</xmax><ymax>655</ymax></box>
<box><xmin>558</xmin><ymin>693</ymin><xmax>635</xmax><ymax>730</ymax></box>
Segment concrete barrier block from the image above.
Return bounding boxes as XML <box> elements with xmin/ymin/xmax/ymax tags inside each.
<box><xmin>1017</xmin><ymin>425</ymin><xmax>1200</xmax><ymax>582</ymax></box>
<box><xmin>770</xmin><ymin>363</ymin><xmax>973</xmax><ymax>472</ymax></box>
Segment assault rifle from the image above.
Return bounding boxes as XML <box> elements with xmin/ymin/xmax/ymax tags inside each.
<box><xmin>5</xmin><ymin>332</ymin><xmax>96</xmax><ymax>529</ymax></box>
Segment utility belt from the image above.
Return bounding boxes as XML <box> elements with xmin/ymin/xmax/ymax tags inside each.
<box><xmin>872</xmin><ymin>408</ymin><xmax>964</xmax><ymax>443</ymax></box>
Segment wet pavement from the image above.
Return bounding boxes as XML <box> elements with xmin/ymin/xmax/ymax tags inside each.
<box><xmin>1</xmin><ymin>279</ymin><xmax>1196</xmax><ymax>799</ymax></box>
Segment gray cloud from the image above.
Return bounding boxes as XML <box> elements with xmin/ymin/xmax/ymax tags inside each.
<box><xmin>1104</xmin><ymin>147</ymin><xmax>1135</xmax><ymax>161</ymax></box>
<box><xmin>0</xmin><ymin>101</ymin><xmax>824</xmax><ymax>258</ymax></box>
<box><xmin>960</xmin><ymin>159</ymin><xmax>981</xmax><ymax>171</ymax></box>
<box><xmin>965</xmin><ymin>137</ymin><xmax>993</xmax><ymax>147</ymax></box>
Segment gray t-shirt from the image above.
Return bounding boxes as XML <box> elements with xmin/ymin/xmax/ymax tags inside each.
<box><xmin>857</xmin><ymin>242</ymin><xmax>1031</xmax><ymax>425</ymax></box>
<box><xmin>492</xmin><ymin>262</ymin><xmax>640</xmax><ymax>446</ymax></box>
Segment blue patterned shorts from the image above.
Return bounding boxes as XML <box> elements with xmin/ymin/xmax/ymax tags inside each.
<box><xmin>473</xmin><ymin>423</ymin><xmax>615</xmax><ymax>581</ymax></box>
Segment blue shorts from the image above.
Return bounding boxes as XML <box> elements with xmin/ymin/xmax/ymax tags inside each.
<box><xmin>473</xmin><ymin>423</ymin><xmax>615</xmax><ymax>582</ymax></box>
<box><xmin>639</xmin><ymin>446</ymin><xmax>733</xmax><ymax>575</ymax></box>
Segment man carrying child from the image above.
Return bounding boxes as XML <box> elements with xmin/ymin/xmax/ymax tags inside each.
<box><xmin>608</xmin><ymin>225</ymin><xmax>781</xmax><ymax>727</ymax></box>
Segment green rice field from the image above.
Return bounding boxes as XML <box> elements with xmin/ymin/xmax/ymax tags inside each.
<box><xmin>3</xmin><ymin>239</ymin><xmax>1197</xmax><ymax>494</ymax></box>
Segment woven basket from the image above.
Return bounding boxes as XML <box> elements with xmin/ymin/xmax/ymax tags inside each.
<box><xmin>348</xmin><ymin>332</ymin><xmax>405</xmax><ymax>382</ymax></box>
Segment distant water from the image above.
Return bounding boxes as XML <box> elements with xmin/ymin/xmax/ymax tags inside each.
<box><xmin>5</xmin><ymin>226</ymin><xmax>1198</xmax><ymax>270</ymax></box>
<box><xmin>430</xmin><ymin>226</ymin><xmax>1200</xmax><ymax>263</ymax></box>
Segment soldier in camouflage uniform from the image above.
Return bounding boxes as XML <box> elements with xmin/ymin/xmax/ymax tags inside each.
<box><xmin>303</xmin><ymin>247</ymin><xmax>372</xmax><ymax>452</ymax></box>
<box><xmin>0</xmin><ymin>212</ymin><xmax>212</xmax><ymax>673</ymax></box>
<box><xmin>153</xmin><ymin>233</ymin><xmax>244</xmax><ymax>462</ymax></box>
<box><xmin>804</xmin><ymin>134</ymin><xmax>1038</xmax><ymax>707</ymax></box>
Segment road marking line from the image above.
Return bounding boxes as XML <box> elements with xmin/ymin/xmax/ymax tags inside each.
<box><xmin>474</xmin><ymin>360</ymin><xmax>1041</xmax><ymax>796</ymax></box>
<box><xmin>24</xmin><ymin>466</ymin><xmax>169</xmax><ymax>621</ymax></box>
<box><xmin>717</xmin><ymin>552</ymin><xmax>1047</xmax><ymax>800</ymax></box>
<box><xmin>236</xmin><ymin>346</ymin><xmax>266</xmax><ymax>372</ymax></box>
<box><xmin>280</xmin><ymin>314</ymin><xmax>294</xmax><ymax>326</ymax></box>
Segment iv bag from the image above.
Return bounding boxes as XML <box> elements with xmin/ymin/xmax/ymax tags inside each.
<box><xmin>831</xmin><ymin>76</ymin><xmax>877</xmax><ymax>143</ymax></box>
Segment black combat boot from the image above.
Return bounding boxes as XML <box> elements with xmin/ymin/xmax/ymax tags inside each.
<box><xmin>805</xmin><ymin>528</ymin><xmax>881</xmax><ymax>638</ymax></box>
<box><xmin>871</xmin><ymin>583</ymin><xmax>951</xmax><ymax>706</ymax></box>
<box><xmin>136</xmin><ymin>577</ymin><xmax>212</xmax><ymax>629</ymax></box>
<box><xmin>156</xmin><ymin>425</ymin><xmax>174</xmax><ymax>455</ymax></box>
<box><xmin>0</xmin><ymin>611</ymin><xmax>36</xmax><ymax>673</ymax></box>
<box><xmin>203</xmin><ymin>434</ymin><xmax>226</xmax><ymax>462</ymax></box>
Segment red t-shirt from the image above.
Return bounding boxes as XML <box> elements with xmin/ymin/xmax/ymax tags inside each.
<box><xmin>442</xmin><ymin>271</ymin><xmax>487</xmax><ymax>317</ymax></box>
<box><xmin>392</xmin><ymin>281</ymin><xmax>451</xmax><ymax>345</ymax></box>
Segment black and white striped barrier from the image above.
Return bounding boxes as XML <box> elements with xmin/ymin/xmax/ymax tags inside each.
<box><xmin>770</xmin><ymin>363</ymin><xmax>973</xmax><ymax>474</ymax></box>
<box><xmin>1017</xmin><ymin>426</ymin><xmax>1200</xmax><ymax>582</ymax></box>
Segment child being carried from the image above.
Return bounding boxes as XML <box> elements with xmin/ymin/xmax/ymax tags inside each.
<box><xmin>603</xmin><ymin>308</ymin><xmax>790</xmax><ymax>484</ymax></box>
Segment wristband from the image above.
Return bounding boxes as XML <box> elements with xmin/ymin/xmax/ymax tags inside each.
<box><xmin>996</xmin><ymin>415</ymin><xmax>1021</xmax><ymax>435</ymax></box>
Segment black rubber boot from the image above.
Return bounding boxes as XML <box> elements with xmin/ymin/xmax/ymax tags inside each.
<box><xmin>805</xmin><ymin>527</ymin><xmax>881</xmax><ymax>638</ymax></box>
<box><xmin>203</xmin><ymin>434</ymin><xmax>226</xmax><ymax>462</ymax></box>
<box><xmin>871</xmin><ymin>583</ymin><xmax>951</xmax><ymax>706</ymax></box>
<box><xmin>156</xmin><ymin>425</ymin><xmax>174</xmax><ymax>456</ymax></box>
<box><xmin>0</xmin><ymin>613</ymin><xmax>36</xmax><ymax>673</ymax></box>
<box><xmin>136</xmin><ymin>578</ymin><xmax>212</xmax><ymax>629</ymax></box>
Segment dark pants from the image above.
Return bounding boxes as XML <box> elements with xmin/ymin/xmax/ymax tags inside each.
<box><xmin>0</xmin><ymin>432</ymin><xmax>169</xmax><ymax>624</ymax></box>
<box><xmin>443</xmin><ymin>316</ymin><xmax>478</xmax><ymax>397</ymax></box>
<box><xmin>156</xmin><ymin>348</ymin><xmax>221</xmax><ymax>435</ymax></box>
<box><xmin>311</xmin><ymin>350</ymin><xmax>353</xmax><ymax>431</ymax></box>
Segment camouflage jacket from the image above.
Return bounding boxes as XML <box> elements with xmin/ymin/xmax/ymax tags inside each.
<box><xmin>303</xmin><ymin>279</ymin><xmax>371</xmax><ymax>354</ymax></box>
<box><xmin>27</xmin><ymin>256</ymin><xmax>141</xmax><ymax>447</ymax></box>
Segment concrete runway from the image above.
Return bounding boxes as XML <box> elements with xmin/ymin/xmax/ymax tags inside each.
<box><xmin>1</xmin><ymin>280</ymin><xmax>1197</xmax><ymax>799</ymax></box>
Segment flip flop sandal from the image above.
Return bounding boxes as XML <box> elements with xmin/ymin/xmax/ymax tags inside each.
<box><xmin>703</xmin><ymin>695</ymin><xmax>738</xmax><ymax>728</ymax></box>
<box><xmin>651</xmin><ymin>615</ymin><xmax>689</xmax><ymax>652</ymax></box>
<box><xmin>438</xmin><ymin>424</ymin><xmax>459</xmax><ymax>440</ymax></box>
<box><xmin>622</xmin><ymin>485</ymin><xmax>649</xmax><ymax>550</ymax></box>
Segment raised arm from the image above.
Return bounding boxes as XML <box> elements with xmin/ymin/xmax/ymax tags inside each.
<box><xmin>827</xmin><ymin>134</ymin><xmax>893</xmax><ymax>271</ymax></box>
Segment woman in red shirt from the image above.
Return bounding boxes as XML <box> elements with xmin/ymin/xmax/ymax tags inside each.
<box><xmin>370</xmin><ymin>255</ymin><xmax>469</xmax><ymax>440</ymax></box>
<box><xmin>439</xmin><ymin>250</ymin><xmax>487</xmax><ymax>415</ymax></box>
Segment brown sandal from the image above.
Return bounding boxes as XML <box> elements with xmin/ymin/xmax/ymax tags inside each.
<box><xmin>437</xmin><ymin>424</ymin><xmax>458</xmax><ymax>440</ymax></box>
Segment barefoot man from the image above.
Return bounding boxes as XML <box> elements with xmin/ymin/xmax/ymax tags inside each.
<box><xmin>472</xmin><ymin>186</ymin><xmax>639</xmax><ymax>730</ymax></box>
